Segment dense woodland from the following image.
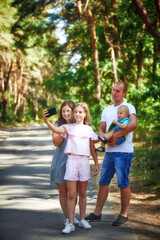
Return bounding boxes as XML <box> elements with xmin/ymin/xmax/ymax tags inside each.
<box><xmin>0</xmin><ymin>0</ymin><xmax>160</xmax><ymax>187</ymax></box>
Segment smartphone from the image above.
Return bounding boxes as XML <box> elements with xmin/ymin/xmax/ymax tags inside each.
<box><xmin>46</xmin><ymin>107</ymin><xmax>57</xmax><ymax>117</ymax></box>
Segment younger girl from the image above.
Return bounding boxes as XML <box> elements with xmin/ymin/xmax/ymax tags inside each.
<box><xmin>43</xmin><ymin>102</ymin><xmax>99</xmax><ymax>234</ymax></box>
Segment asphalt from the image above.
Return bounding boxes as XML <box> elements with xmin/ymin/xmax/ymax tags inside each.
<box><xmin>0</xmin><ymin>125</ymin><xmax>138</xmax><ymax>240</ymax></box>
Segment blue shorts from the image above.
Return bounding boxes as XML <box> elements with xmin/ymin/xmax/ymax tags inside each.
<box><xmin>99</xmin><ymin>152</ymin><xmax>134</xmax><ymax>188</ymax></box>
<box><xmin>116</xmin><ymin>136</ymin><xmax>126</xmax><ymax>145</ymax></box>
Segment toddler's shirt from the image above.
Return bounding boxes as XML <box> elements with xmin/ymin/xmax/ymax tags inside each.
<box><xmin>114</xmin><ymin>117</ymin><xmax>130</xmax><ymax>131</ymax></box>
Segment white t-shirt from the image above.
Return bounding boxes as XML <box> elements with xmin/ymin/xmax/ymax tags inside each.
<box><xmin>101</xmin><ymin>102</ymin><xmax>136</xmax><ymax>153</ymax></box>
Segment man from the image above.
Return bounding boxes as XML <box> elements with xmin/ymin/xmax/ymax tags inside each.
<box><xmin>86</xmin><ymin>81</ymin><xmax>137</xmax><ymax>226</ymax></box>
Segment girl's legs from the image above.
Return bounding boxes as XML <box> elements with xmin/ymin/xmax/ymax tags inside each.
<box><xmin>78</xmin><ymin>181</ymin><xmax>88</xmax><ymax>220</ymax></box>
<box><xmin>66</xmin><ymin>181</ymin><xmax>77</xmax><ymax>224</ymax></box>
<box><xmin>57</xmin><ymin>183</ymin><xmax>68</xmax><ymax>218</ymax></box>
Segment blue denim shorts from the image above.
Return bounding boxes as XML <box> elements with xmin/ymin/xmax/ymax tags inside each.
<box><xmin>99</xmin><ymin>152</ymin><xmax>134</xmax><ymax>188</ymax></box>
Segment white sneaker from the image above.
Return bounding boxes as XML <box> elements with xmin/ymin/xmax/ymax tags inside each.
<box><xmin>64</xmin><ymin>216</ymin><xmax>79</xmax><ymax>225</ymax></box>
<box><xmin>74</xmin><ymin>215</ymin><xmax>79</xmax><ymax>224</ymax></box>
<box><xmin>62</xmin><ymin>223</ymin><xmax>75</xmax><ymax>234</ymax></box>
<box><xmin>63</xmin><ymin>218</ymin><xmax>69</xmax><ymax>226</ymax></box>
<box><xmin>79</xmin><ymin>219</ymin><xmax>92</xmax><ymax>229</ymax></box>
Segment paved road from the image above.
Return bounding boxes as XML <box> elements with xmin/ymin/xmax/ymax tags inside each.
<box><xmin>0</xmin><ymin>125</ymin><xmax>138</xmax><ymax>240</ymax></box>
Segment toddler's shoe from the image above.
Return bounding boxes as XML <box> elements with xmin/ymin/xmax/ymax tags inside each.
<box><xmin>62</xmin><ymin>223</ymin><xmax>75</xmax><ymax>234</ymax></box>
<box><xmin>96</xmin><ymin>146</ymin><xmax>105</xmax><ymax>152</ymax></box>
<box><xmin>79</xmin><ymin>219</ymin><xmax>92</xmax><ymax>229</ymax></box>
<box><xmin>98</xmin><ymin>136</ymin><xmax>108</xmax><ymax>144</ymax></box>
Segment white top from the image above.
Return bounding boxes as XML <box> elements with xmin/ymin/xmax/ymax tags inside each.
<box><xmin>62</xmin><ymin>123</ymin><xmax>98</xmax><ymax>156</ymax></box>
<box><xmin>101</xmin><ymin>102</ymin><xmax>136</xmax><ymax>153</ymax></box>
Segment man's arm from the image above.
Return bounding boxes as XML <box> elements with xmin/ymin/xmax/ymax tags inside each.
<box><xmin>107</xmin><ymin>114</ymin><xmax>137</xmax><ymax>147</ymax></box>
<box><xmin>98</xmin><ymin>121</ymin><xmax>106</xmax><ymax>136</ymax></box>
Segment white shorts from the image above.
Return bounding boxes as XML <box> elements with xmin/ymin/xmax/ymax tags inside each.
<box><xmin>64</xmin><ymin>155</ymin><xmax>90</xmax><ymax>182</ymax></box>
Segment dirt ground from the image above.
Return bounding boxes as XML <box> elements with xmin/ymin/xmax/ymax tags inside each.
<box><xmin>95</xmin><ymin>153</ymin><xmax>160</xmax><ymax>240</ymax></box>
<box><xmin>109</xmin><ymin>173</ymin><xmax>160</xmax><ymax>240</ymax></box>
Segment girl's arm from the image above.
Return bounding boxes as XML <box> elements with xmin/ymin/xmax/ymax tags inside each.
<box><xmin>43</xmin><ymin>111</ymin><xmax>67</xmax><ymax>134</ymax></box>
<box><xmin>90</xmin><ymin>139</ymin><xmax>99</xmax><ymax>176</ymax></box>
<box><xmin>112</xmin><ymin>120</ymin><xmax>128</xmax><ymax>129</ymax></box>
<box><xmin>52</xmin><ymin>131</ymin><xmax>64</xmax><ymax>147</ymax></box>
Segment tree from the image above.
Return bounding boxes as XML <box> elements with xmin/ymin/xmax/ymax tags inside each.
<box><xmin>77</xmin><ymin>0</ymin><xmax>101</xmax><ymax>103</ymax></box>
<box><xmin>101</xmin><ymin>0</ymin><xmax>118</xmax><ymax>83</ymax></box>
<box><xmin>132</xmin><ymin>0</ymin><xmax>160</xmax><ymax>39</ymax></box>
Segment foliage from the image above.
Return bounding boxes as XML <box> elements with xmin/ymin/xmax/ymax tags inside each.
<box><xmin>0</xmin><ymin>0</ymin><xmax>160</xmax><ymax>186</ymax></box>
<box><xmin>132</xmin><ymin>145</ymin><xmax>160</xmax><ymax>188</ymax></box>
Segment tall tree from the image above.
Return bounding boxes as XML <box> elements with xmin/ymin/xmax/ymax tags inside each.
<box><xmin>132</xmin><ymin>0</ymin><xmax>160</xmax><ymax>39</ymax></box>
<box><xmin>101</xmin><ymin>0</ymin><xmax>118</xmax><ymax>83</ymax></box>
<box><xmin>77</xmin><ymin>0</ymin><xmax>101</xmax><ymax>102</ymax></box>
<box><xmin>111</xmin><ymin>0</ymin><xmax>121</xmax><ymax>59</ymax></box>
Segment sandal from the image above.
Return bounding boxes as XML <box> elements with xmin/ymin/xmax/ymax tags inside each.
<box><xmin>98</xmin><ymin>136</ymin><xmax>108</xmax><ymax>144</ymax></box>
<box><xmin>96</xmin><ymin>146</ymin><xmax>105</xmax><ymax>152</ymax></box>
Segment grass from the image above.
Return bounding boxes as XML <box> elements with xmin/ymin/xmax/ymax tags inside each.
<box><xmin>132</xmin><ymin>142</ymin><xmax>160</xmax><ymax>188</ymax></box>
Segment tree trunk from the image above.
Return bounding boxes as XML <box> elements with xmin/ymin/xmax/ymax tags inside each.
<box><xmin>111</xmin><ymin>0</ymin><xmax>121</xmax><ymax>59</ymax></box>
<box><xmin>132</xmin><ymin>0</ymin><xmax>160</xmax><ymax>39</ymax></box>
<box><xmin>13</xmin><ymin>62</ymin><xmax>17</xmax><ymax>104</ymax></box>
<box><xmin>14</xmin><ymin>94</ymin><xmax>22</xmax><ymax>117</ymax></box>
<box><xmin>77</xmin><ymin>0</ymin><xmax>101</xmax><ymax>102</ymax></box>
<box><xmin>86</xmin><ymin>4</ymin><xmax>101</xmax><ymax>102</ymax></box>
<box><xmin>77</xmin><ymin>0</ymin><xmax>82</xmax><ymax>17</ymax></box>
<box><xmin>101</xmin><ymin>0</ymin><xmax>118</xmax><ymax>83</ymax></box>
<box><xmin>136</xmin><ymin>26</ymin><xmax>145</xmax><ymax>88</ymax></box>
<box><xmin>136</xmin><ymin>41</ymin><xmax>143</xmax><ymax>88</ymax></box>
<box><xmin>154</xmin><ymin>0</ymin><xmax>160</xmax><ymax>23</ymax></box>
<box><xmin>0</xmin><ymin>54</ymin><xmax>13</xmax><ymax>122</ymax></box>
<box><xmin>0</xmin><ymin>58</ymin><xmax>6</xmax><ymax>122</ymax></box>
<box><xmin>153</xmin><ymin>43</ymin><xmax>159</xmax><ymax>74</ymax></box>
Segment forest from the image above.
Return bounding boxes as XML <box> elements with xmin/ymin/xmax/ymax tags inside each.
<box><xmin>0</xmin><ymin>0</ymin><xmax>160</xmax><ymax>187</ymax></box>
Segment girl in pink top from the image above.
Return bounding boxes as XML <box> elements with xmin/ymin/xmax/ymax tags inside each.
<box><xmin>43</xmin><ymin>102</ymin><xmax>99</xmax><ymax>234</ymax></box>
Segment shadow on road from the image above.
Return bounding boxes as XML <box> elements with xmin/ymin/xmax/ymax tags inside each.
<box><xmin>0</xmin><ymin>126</ymin><xmax>138</xmax><ymax>240</ymax></box>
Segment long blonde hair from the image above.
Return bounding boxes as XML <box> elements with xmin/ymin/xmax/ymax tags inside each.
<box><xmin>73</xmin><ymin>102</ymin><xmax>90</xmax><ymax>125</ymax></box>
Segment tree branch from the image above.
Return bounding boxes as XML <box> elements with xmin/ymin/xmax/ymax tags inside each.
<box><xmin>132</xmin><ymin>0</ymin><xmax>160</xmax><ymax>39</ymax></box>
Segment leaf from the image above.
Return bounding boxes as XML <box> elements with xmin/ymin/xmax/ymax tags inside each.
<box><xmin>108</xmin><ymin>123</ymin><xmax>116</xmax><ymax>132</ymax></box>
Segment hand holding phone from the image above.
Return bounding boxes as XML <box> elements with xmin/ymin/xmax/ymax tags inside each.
<box><xmin>46</xmin><ymin>107</ymin><xmax>57</xmax><ymax>117</ymax></box>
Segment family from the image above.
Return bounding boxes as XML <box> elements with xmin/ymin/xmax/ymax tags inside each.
<box><xmin>43</xmin><ymin>81</ymin><xmax>137</xmax><ymax>234</ymax></box>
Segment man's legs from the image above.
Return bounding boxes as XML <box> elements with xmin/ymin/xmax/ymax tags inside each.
<box><xmin>94</xmin><ymin>153</ymin><xmax>114</xmax><ymax>216</ymax></box>
<box><xmin>112</xmin><ymin>186</ymin><xmax>131</xmax><ymax>226</ymax></box>
<box><xmin>93</xmin><ymin>183</ymin><xmax>131</xmax><ymax>219</ymax></box>
<box><xmin>115</xmin><ymin>153</ymin><xmax>133</xmax><ymax>218</ymax></box>
<box><xmin>93</xmin><ymin>183</ymin><xmax>131</xmax><ymax>218</ymax></box>
<box><xmin>85</xmin><ymin>185</ymin><xmax>109</xmax><ymax>220</ymax></box>
<box><xmin>94</xmin><ymin>185</ymin><xmax>109</xmax><ymax>216</ymax></box>
<box><xmin>120</xmin><ymin>186</ymin><xmax>131</xmax><ymax>217</ymax></box>
<box><xmin>112</xmin><ymin>152</ymin><xmax>133</xmax><ymax>226</ymax></box>
<box><xmin>86</xmin><ymin>153</ymin><xmax>114</xmax><ymax>221</ymax></box>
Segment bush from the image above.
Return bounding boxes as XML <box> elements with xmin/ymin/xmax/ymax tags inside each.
<box><xmin>132</xmin><ymin>145</ymin><xmax>160</xmax><ymax>188</ymax></box>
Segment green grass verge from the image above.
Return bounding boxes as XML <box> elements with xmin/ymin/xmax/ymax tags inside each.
<box><xmin>131</xmin><ymin>144</ymin><xmax>160</xmax><ymax>188</ymax></box>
